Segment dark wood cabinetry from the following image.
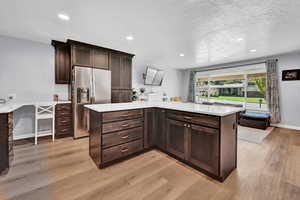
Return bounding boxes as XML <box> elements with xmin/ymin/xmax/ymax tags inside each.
<box><xmin>93</xmin><ymin>47</ymin><xmax>109</xmax><ymax>70</ymax></box>
<box><xmin>111</xmin><ymin>90</ymin><xmax>132</xmax><ymax>103</ymax></box>
<box><xmin>89</xmin><ymin>107</ymin><xmax>238</xmax><ymax>182</ymax></box>
<box><xmin>52</xmin><ymin>41</ymin><xmax>71</xmax><ymax>84</ymax></box>
<box><xmin>0</xmin><ymin>113</ymin><xmax>13</xmax><ymax>174</ymax></box>
<box><xmin>166</xmin><ymin>119</ymin><xmax>186</xmax><ymax>159</ymax></box>
<box><xmin>188</xmin><ymin>124</ymin><xmax>219</xmax><ymax>175</ymax></box>
<box><xmin>52</xmin><ymin>39</ymin><xmax>134</xmax><ymax>90</ymax></box>
<box><xmin>55</xmin><ymin>103</ymin><xmax>73</xmax><ymax>138</ymax></box>
<box><xmin>71</xmin><ymin>44</ymin><xmax>93</xmax><ymax>67</ymax></box>
<box><xmin>144</xmin><ymin>109</ymin><xmax>155</xmax><ymax>149</ymax></box>
<box><xmin>155</xmin><ymin>109</ymin><xmax>167</xmax><ymax>151</ymax></box>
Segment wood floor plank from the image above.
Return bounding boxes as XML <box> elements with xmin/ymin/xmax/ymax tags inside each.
<box><xmin>0</xmin><ymin>128</ymin><xmax>299</xmax><ymax>200</ymax></box>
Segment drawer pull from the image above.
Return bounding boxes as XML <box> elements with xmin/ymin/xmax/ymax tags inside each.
<box><xmin>184</xmin><ymin>116</ymin><xmax>192</xmax><ymax>120</ymax></box>
<box><xmin>120</xmin><ymin>148</ymin><xmax>129</xmax><ymax>153</ymax></box>
<box><xmin>121</xmin><ymin>135</ymin><xmax>129</xmax><ymax>139</ymax></box>
<box><xmin>121</xmin><ymin>124</ymin><xmax>129</xmax><ymax>127</ymax></box>
<box><xmin>120</xmin><ymin>114</ymin><xmax>129</xmax><ymax>117</ymax></box>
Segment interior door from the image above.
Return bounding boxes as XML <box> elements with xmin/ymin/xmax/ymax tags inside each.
<box><xmin>73</xmin><ymin>67</ymin><xmax>92</xmax><ymax>138</ymax></box>
<box><xmin>92</xmin><ymin>68</ymin><xmax>111</xmax><ymax>104</ymax></box>
<box><xmin>166</xmin><ymin>118</ymin><xmax>186</xmax><ymax>159</ymax></box>
<box><xmin>188</xmin><ymin>124</ymin><xmax>219</xmax><ymax>175</ymax></box>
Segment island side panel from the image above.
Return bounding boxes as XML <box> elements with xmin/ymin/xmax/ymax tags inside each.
<box><xmin>89</xmin><ymin>110</ymin><xmax>102</xmax><ymax>167</ymax></box>
<box><xmin>219</xmin><ymin>113</ymin><xmax>237</xmax><ymax>180</ymax></box>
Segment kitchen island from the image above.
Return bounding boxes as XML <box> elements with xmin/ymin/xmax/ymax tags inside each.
<box><xmin>85</xmin><ymin>102</ymin><xmax>244</xmax><ymax>182</ymax></box>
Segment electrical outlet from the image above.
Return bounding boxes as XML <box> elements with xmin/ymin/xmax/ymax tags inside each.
<box><xmin>7</xmin><ymin>93</ymin><xmax>16</xmax><ymax>101</ymax></box>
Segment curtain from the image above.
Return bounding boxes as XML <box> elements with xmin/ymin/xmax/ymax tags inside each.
<box><xmin>266</xmin><ymin>59</ymin><xmax>281</xmax><ymax>123</ymax></box>
<box><xmin>188</xmin><ymin>71</ymin><xmax>196</xmax><ymax>102</ymax></box>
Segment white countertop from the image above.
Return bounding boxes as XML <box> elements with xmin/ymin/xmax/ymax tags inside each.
<box><xmin>0</xmin><ymin>100</ymin><xmax>71</xmax><ymax>114</ymax></box>
<box><xmin>85</xmin><ymin>102</ymin><xmax>244</xmax><ymax>117</ymax></box>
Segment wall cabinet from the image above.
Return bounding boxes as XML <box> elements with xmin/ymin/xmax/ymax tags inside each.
<box><xmin>52</xmin><ymin>41</ymin><xmax>71</xmax><ymax>84</ymax></box>
<box><xmin>71</xmin><ymin>44</ymin><xmax>93</xmax><ymax>67</ymax></box>
<box><xmin>111</xmin><ymin>53</ymin><xmax>132</xmax><ymax>90</ymax></box>
<box><xmin>93</xmin><ymin>47</ymin><xmax>109</xmax><ymax>70</ymax></box>
<box><xmin>111</xmin><ymin>90</ymin><xmax>132</xmax><ymax>103</ymax></box>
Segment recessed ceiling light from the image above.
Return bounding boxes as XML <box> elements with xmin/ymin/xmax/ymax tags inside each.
<box><xmin>58</xmin><ymin>13</ymin><xmax>70</xmax><ymax>21</ymax></box>
<box><xmin>126</xmin><ymin>36</ymin><xmax>134</xmax><ymax>41</ymax></box>
<box><xmin>237</xmin><ymin>38</ymin><xmax>244</xmax><ymax>41</ymax></box>
<box><xmin>179</xmin><ymin>53</ymin><xmax>185</xmax><ymax>57</ymax></box>
<box><xmin>249</xmin><ymin>49</ymin><xmax>257</xmax><ymax>52</ymax></box>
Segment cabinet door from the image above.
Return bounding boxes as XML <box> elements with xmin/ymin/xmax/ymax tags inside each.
<box><xmin>188</xmin><ymin>124</ymin><xmax>219</xmax><ymax>175</ymax></box>
<box><xmin>53</xmin><ymin>42</ymin><xmax>70</xmax><ymax>84</ymax></box>
<box><xmin>166</xmin><ymin>119</ymin><xmax>186</xmax><ymax>159</ymax></box>
<box><xmin>155</xmin><ymin>109</ymin><xmax>167</xmax><ymax>150</ymax></box>
<box><xmin>111</xmin><ymin>90</ymin><xmax>120</xmax><ymax>103</ymax></box>
<box><xmin>121</xmin><ymin>56</ymin><xmax>132</xmax><ymax>89</ymax></box>
<box><xmin>93</xmin><ymin>48</ymin><xmax>109</xmax><ymax>70</ymax></box>
<box><xmin>110</xmin><ymin>53</ymin><xmax>122</xmax><ymax>89</ymax></box>
<box><xmin>121</xmin><ymin>90</ymin><xmax>132</xmax><ymax>103</ymax></box>
<box><xmin>144</xmin><ymin>109</ymin><xmax>155</xmax><ymax>148</ymax></box>
<box><xmin>72</xmin><ymin>44</ymin><xmax>93</xmax><ymax>67</ymax></box>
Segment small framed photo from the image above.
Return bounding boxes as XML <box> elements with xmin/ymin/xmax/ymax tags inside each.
<box><xmin>282</xmin><ymin>69</ymin><xmax>300</xmax><ymax>81</ymax></box>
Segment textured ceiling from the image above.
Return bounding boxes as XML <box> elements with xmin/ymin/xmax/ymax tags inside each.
<box><xmin>1</xmin><ymin>0</ymin><xmax>300</xmax><ymax>69</ymax></box>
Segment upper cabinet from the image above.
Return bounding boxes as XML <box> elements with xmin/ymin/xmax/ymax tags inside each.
<box><xmin>71</xmin><ymin>44</ymin><xmax>93</xmax><ymax>67</ymax></box>
<box><xmin>52</xmin><ymin>41</ymin><xmax>71</xmax><ymax>84</ymax></box>
<box><xmin>52</xmin><ymin>39</ymin><xmax>134</xmax><ymax>86</ymax></box>
<box><xmin>93</xmin><ymin>47</ymin><xmax>109</xmax><ymax>70</ymax></box>
<box><xmin>111</xmin><ymin>53</ymin><xmax>132</xmax><ymax>90</ymax></box>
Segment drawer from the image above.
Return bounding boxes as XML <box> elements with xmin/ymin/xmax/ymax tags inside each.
<box><xmin>102</xmin><ymin>127</ymin><xmax>143</xmax><ymax>149</ymax></box>
<box><xmin>103</xmin><ymin>109</ymin><xmax>143</xmax><ymax>123</ymax></box>
<box><xmin>167</xmin><ymin>111</ymin><xmax>219</xmax><ymax>128</ymax></box>
<box><xmin>102</xmin><ymin>139</ymin><xmax>143</xmax><ymax>163</ymax></box>
<box><xmin>55</xmin><ymin>117</ymin><xmax>72</xmax><ymax>127</ymax></box>
<box><xmin>56</xmin><ymin>103</ymin><xmax>72</xmax><ymax>111</ymax></box>
<box><xmin>102</xmin><ymin>118</ymin><xmax>143</xmax><ymax>134</ymax></box>
<box><xmin>55</xmin><ymin>125</ymin><xmax>73</xmax><ymax>136</ymax></box>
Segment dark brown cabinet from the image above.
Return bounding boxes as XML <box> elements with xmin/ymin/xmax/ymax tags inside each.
<box><xmin>111</xmin><ymin>90</ymin><xmax>132</xmax><ymax>103</ymax></box>
<box><xmin>144</xmin><ymin>108</ymin><xmax>155</xmax><ymax>149</ymax></box>
<box><xmin>93</xmin><ymin>47</ymin><xmax>109</xmax><ymax>70</ymax></box>
<box><xmin>121</xmin><ymin>56</ymin><xmax>132</xmax><ymax>89</ymax></box>
<box><xmin>71</xmin><ymin>44</ymin><xmax>93</xmax><ymax>67</ymax></box>
<box><xmin>55</xmin><ymin>103</ymin><xmax>73</xmax><ymax>138</ymax></box>
<box><xmin>0</xmin><ymin>113</ymin><xmax>13</xmax><ymax>174</ymax></box>
<box><xmin>155</xmin><ymin>109</ymin><xmax>167</xmax><ymax>150</ymax></box>
<box><xmin>110</xmin><ymin>53</ymin><xmax>132</xmax><ymax>90</ymax></box>
<box><xmin>166</xmin><ymin>119</ymin><xmax>186</xmax><ymax>159</ymax></box>
<box><xmin>188</xmin><ymin>124</ymin><xmax>219</xmax><ymax>175</ymax></box>
<box><xmin>52</xmin><ymin>41</ymin><xmax>71</xmax><ymax>84</ymax></box>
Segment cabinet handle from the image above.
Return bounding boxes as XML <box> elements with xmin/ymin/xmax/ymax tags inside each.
<box><xmin>184</xmin><ymin>116</ymin><xmax>192</xmax><ymax>120</ymax></box>
<box><xmin>121</xmin><ymin>135</ymin><xmax>129</xmax><ymax>139</ymax></box>
<box><xmin>120</xmin><ymin>114</ymin><xmax>129</xmax><ymax>117</ymax></box>
<box><xmin>120</xmin><ymin>148</ymin><xmax>129</xmax><ymax>153</ymax></box>
<box><xmin>121</xmin><ymin>124</ymin><xmax>129</xmax><ymax>127</ymax></box>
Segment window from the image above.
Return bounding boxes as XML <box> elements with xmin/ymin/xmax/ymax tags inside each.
<box><xmin>195</xmin><ymin>64</ymin><xmax>268</xmax><ymax>112</ymax></box>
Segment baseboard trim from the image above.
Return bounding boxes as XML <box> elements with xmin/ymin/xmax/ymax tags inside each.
<box><xmin>271</xmin><ymin>123</ymin><xmax>300</xmax><ymax>131</ymax></box>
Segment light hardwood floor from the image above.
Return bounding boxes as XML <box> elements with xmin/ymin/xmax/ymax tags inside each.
<box><xmin>0</xmin><ymin>127</ymin><xmax>299</xmax><ymax>200</ymax></box>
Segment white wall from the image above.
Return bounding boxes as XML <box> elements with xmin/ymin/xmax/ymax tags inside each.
<box><xmin>0</xmin><ymin>35</ymin><xmax>69</xmax><ymax>138</ymax></box>
<box><xmin>132</xmin><ymin>63</ymin><xmax>183</xmax><ymax>99</ymax></box>
<box><xmin>276</xmin><ymin>51</ymin><xmax>300</xmax><ymax>129</ymax></box>
<box><xmin>180</xmin><ymin>51</ymin><xmax>300</xmax><ymax>130</ymax></box>
<box><xmin>0</xmin><ymin>35</ymin><xmax>68</xmax><ymax>101</ymax></box>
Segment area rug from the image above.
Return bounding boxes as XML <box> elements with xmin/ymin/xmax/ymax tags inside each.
<box><xmin>238</xmin><ymin>126</ymin><xmax>274</xmax><ymax>144</ymax></box>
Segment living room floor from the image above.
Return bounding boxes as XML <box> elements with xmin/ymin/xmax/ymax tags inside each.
<box><xmin>0</xmin><ymin>128</ymin><xmax>299</xmax><ymax>200</ymax></box>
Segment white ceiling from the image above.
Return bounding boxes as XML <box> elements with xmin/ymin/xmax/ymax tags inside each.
<box><xmin>1</xmin><ymin>0</ymin><xmax>300</xmax><ymax>69</ymax></box>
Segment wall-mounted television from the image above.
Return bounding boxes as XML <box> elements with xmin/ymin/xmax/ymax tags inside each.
<box><xmin>144</xmin><ymin>66</ymin><xmax>165</xmax><ymax>86</ymax></box>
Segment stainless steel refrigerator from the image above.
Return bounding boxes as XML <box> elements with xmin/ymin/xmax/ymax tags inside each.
<box><xmin>72</xmin><ymin>66</ymin><xmax>111</xmax><ymax>139</ymax></box>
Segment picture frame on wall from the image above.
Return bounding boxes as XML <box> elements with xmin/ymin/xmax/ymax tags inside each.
<box><xmin>282</xmin><ymin>69</ymin><xmax>300</xmax><ymax>81</ymax></box>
